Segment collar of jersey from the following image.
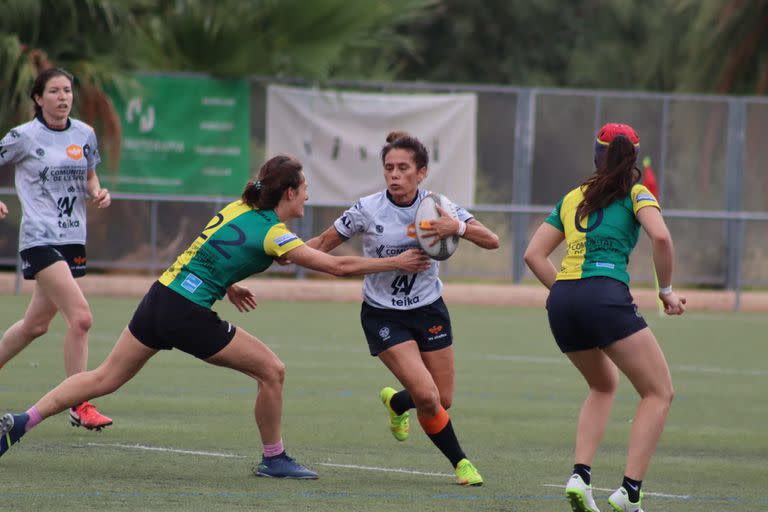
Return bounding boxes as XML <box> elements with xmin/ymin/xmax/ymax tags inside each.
<box><xmin>386</xmin><ymin>189</ymin><xmax>420</xmax><ymax>208</ymax></box>
<box><xmin>35</xmin><ymin>114</ymin><xmax>71</xmax><ymax>132</ymax></box>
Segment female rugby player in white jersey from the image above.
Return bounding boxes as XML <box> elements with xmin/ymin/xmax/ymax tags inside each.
<box><xmin>0</xmin><ymin>68</ymin><xmax>112</xmax><ymax>430</ymax></box>
<box><xmin>308</xmin><ymin>131</ymin><xmax>500</xmax><ymax>486</ymax></box>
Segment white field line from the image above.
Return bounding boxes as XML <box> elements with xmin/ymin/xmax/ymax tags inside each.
<box><xmin>82</xmin><ymin>443</ymin><xmax>695</xmax><ymax>498</ymax></box>
<box><xmin>86</xmin><ymin>442</ymin><xmax>246</xmax><ymax>459</ymax></box>
<box><xmin>85</xmin><ymin>443</ymin><xmax>452</xmax><ymax>478</ymax></box>
<box><xmin>542</xmin><ymin>483</ymin><xmax>691</xmax><ymax>500</ymax></box>
<box><xmin>318</xmin><ymin>462</ymin><xmax>453</xmax><ymax>478</ymax></box>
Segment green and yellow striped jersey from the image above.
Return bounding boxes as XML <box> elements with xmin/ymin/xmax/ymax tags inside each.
<box><xmin>160</xmin><ymin>200</ymin><xmax>303</xmax><ymax>307</ymax></box>
<box><xmin>545</xmin><ymin>183</ymin><xmax>660</xmax><ymax>285</ymax></box>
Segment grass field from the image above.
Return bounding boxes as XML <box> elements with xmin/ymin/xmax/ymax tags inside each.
<box><xmin>0</xmin><ymin>293</ymin><xmax>766</xmax><ymax>511</ymax></box>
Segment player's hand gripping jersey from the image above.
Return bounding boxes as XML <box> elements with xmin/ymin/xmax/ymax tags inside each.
<box><xmin>545</xmin><ymin>183</ymin><xmax>660</xmax><ymax>285</ymax></box>
<box><xmin>0</xmin><ymin>118</ymin><xmax>100</xmax><ymax>250</ymax></box>
<box><xmin>334</xmin><ymin>189</ymin><xmax>473</xmax><ymax>310</ymax></box>
<box><xmin>160</xmin><ymin>201</ymin><xmax>304</xmax><ymax>307</ymax></box>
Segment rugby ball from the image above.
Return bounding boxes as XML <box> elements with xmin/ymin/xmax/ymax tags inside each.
<box><xmin>414</xmin><ymin>192</ymin><xmax>460</xmax><ymax>261</ymax></box>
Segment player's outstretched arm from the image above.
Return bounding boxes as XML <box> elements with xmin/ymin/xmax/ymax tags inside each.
<box><xmin>305</xmin><ymin>226</ymin><xmax>345</xmax><ymax>253</ymax></box>
<box><xmin>285</xmin><ymin>245</ymin><xmax>430</xmax><ymax>277</ymax></box>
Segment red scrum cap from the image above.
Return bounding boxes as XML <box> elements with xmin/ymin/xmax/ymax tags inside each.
<box><xmin>594</xmin><ymin>123</ymin><xmax>640</xmax><ymax>167</ymax></box>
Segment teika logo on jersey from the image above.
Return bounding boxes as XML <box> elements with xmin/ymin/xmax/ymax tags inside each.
<box><xmin>56</xmin><ymin>196</ymin><xmax>80</xmax><ymax>229</ymax></box>
<box><xmin>66</xmin><ymin>144</ymin><xmax>83</xmax><ymax>160</ymax></box>
<box><xmin>57</xmin><ymin>196</ymin><xmax>76</xmax><ymax>217</ymax></box>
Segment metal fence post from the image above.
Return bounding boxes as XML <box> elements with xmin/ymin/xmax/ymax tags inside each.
<box><xmin>14</xmin><ymin>252</ymin><xmax>22</xmax><ymax>295</ymax></box>
<box><xmin>658</xmin><ymin>97</ymin><xmax>670</xmax><ymax>204</ymax></box>
<box><xmin>724</xmin><ymin>98</ymin><xmax>746</xmax><ymax>303</ymax></box>
<box><xmin>149</xmin><ymin>199</ymin><xmax>158</xmax><ymax>275</ymax></box>
<box><xmin>511</xmin><ymin>89</ymin><xmax>536</xmax><ymax>283</ymax></box>
<box><xmin>295</xmin><ymin>205</ymin><xmax>314</xmax><ymax>279</ymax></box>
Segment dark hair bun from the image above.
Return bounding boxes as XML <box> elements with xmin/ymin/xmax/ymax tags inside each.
<box><xmin>386</xmin><ymin>130</ymin><xmax>410</xmax><ymax>143</ymax></box>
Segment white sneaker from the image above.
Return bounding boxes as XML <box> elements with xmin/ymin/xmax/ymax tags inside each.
<box><xmin>565</xmin><ymin>473</ymin><xmax>601</xmax><ymax>512</ymax></box>
<box><xmin>608</xmin><ymin>486</ymin><xmax>643</xmax><ymax>512</ymax></box>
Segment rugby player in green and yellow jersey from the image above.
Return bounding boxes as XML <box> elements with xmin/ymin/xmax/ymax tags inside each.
<box><xmin>524</xmin><ymin>123</ymin><xmax>686</xmax><ymax>512</ymax></box>
<box><xmin>0</xmin><ymin>155</ymin><xmax>431</xmax><ymax>481</ymax></box>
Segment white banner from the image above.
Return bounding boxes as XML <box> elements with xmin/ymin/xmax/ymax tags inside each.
<box><xmin>266</xmin><ymin>85</ymin><xmax>477</xmax><ymax>206</ymax></box>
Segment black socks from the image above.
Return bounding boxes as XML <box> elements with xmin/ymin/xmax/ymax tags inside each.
<box><xmin>622</xmin><ymin>475</ymin><xmax>642</xmax><ymax>503</ymax></box>
<box><xmin>573</xmin><ymin>463</ymin><xmax>592</xmax><ymax>485</ymax></box>
<box><xmin>390</xmin><ymin>390</ymin><xmax>416</xmax><ymax>415</ymax></box>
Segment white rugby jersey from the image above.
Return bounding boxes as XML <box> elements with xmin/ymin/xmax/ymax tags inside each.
<box><xmin>334</xmin><ymin>189</ymin><xmax>473</xmax><ymax>310</ymax></box>
<box><xmin>0</xmin><ymin>117</ymin><xmax>100</xmax><ymax>250</ymax></box>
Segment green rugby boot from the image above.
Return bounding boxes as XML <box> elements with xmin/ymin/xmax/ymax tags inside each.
<box><xmin>379</xmin><ymin>386</ymin><xmax>409</xmax><ymax>442</ymax></box>
<box><xmin>455</xmin><ymin>458</ymin><xmax>483</xmax><ymax>486</ymax></box>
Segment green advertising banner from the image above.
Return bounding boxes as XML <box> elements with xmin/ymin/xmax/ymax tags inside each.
<box><xmin>106</xmin><ymin>74</ymin><xmax>250</xmax><ymax>196</ymax></box>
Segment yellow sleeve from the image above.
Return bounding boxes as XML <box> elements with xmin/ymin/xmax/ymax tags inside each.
<box><xmin>632</xmin><ymin>184</ymin><xmax>661</xmax><ymax>216</ymax></box>
<box><xmin>264</xmin><ymin>223</ymin><xmax>304</xmax><ymax>257</ymax></box>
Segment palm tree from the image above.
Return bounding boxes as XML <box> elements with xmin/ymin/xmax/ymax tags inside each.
<box><xmin>647</xmin><ymin>0</ymin><xmax>768</xmax><ymax>94</ymax></box>
<box><xmin>135</xmin><ymin>0</ymin><xmax>436</xmax><ymax>79</ymax></box>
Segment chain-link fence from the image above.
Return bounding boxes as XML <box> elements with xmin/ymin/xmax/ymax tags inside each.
<box><xmin>2</xmin><ymin>76</ymin><xmax>767</xmax><ymax>305</ymax></box>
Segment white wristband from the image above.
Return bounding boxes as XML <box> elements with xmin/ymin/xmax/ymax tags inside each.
<box><xmin>456</xmin><ymin>220</ymin><xmax>467</xmax><ymax>237</ymax></box>
<box><xmin>659</xmin><ymin>285</ymin><xmax>673</xmax><ymax>295</ymax></box>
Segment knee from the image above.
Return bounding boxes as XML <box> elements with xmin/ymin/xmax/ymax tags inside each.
<box><xmin>410</xmin><ymin>386</ymin><xmax>441</xmax><ymax>412</ymax></box>
<box><xmin>661</xmin><ymin>384</ymin><xmax>675</xmax><ymax>405</ymax></box>
<box><xmin>261</xmin><ymin>358</ymin><xmax>286</xmax><ymax>387</ymax></box>
<box><xmin>23</xmin><ymin>320</ymin><xmax>50</xmax><ymax>339</ymax></box>
<box><xmin>589</xmin><ymin>371</ymin><xmax>619</xmax><ymax>395</ymax></box>
<box><xmin>69</xmin><ymin>310</ymin><xmax>93</xmax><ymax>335</ymax></box>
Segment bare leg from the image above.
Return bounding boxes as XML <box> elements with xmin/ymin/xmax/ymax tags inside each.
<box><xmin>603</xmin><ymin>327</ymin><xmax>674</xmax><ymax>480</ymax></box>
<box><xmin>379</xmin><ymin>341</ymin><xmax>441</xmax><ymax>416</ymax></box>
<box><xmin>34</xmin><ymin>262</ymin><xmax>94</xmax><ymax>376</ymax></box>
<box><xmin>0</xmin><ymin>284</ymin><xmax>58</xmax><ymax>368</ymax></box>
<box><xmin>35</xmin><ymin>328</ymin><xmax>157</xmax><ymax>418</ymax></box>
<box><xmin>421</xmin><ymin>346</ymin><xmax>455</xmax><ymax>409</ymax></box>
<box><xmin>566</xmin><ymin>348</ymin><xmax>619</xmax><ymax>466</ymax></box>
<box><xmin>205</xmin><ymin>328</ymin><xmax>285</xmax><ymax>445</ymax></box>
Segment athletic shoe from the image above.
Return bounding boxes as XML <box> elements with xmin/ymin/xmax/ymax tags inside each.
<box><xmin>565</xmin><ymin>473</ymin><xmax>601</xmax><ymax>512</ymax></box>
<box><xmin>69</xmin><ymin>401</ymin><xmax>113</xmax><ymax>431</ymax></box>
<box><xmin>379</xmin><ymin>386</ymin><xmax>409</xmax><ymax>441</ymax></box>
<box><xmin>254</xmin><ymin>452</ymin><xmax>318</xmax><ymax>479</ymax></box>
<box><xmin>0</xmin><ymin>413</ymin><xmax>28</xmax><ymax>458</ymax></box>
<box><xmin>455</xmin><ymin>458</ymin><xmax>483</xmax><ymax>486</ymax></box>
<box><xmin>608</xmin><ymin>487</ymin><xmax>643</xmax><ymax>512</ymax></box>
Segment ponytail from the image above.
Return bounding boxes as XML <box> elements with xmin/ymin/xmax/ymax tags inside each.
<box><xmin>577</xmin><ymin>135</ymin><xmax>641</xmax><ymax>221</ymax></box>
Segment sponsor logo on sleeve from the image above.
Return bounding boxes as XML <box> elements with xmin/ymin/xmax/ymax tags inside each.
<box><xmin>636</xmin><ymin>193</ymin><xmax>656</xmax><ymax>202</ymax></box>
<box><xmin>274</xmin><ymin>232</ymin><xmax>299</xmax><ymax>247</ymax></box>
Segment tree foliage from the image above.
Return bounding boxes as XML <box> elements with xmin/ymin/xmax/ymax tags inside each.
<box><xmin>393</xmin><ymin>0</ymin><xmax>768</xmax><ymax>95</ymax></box>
